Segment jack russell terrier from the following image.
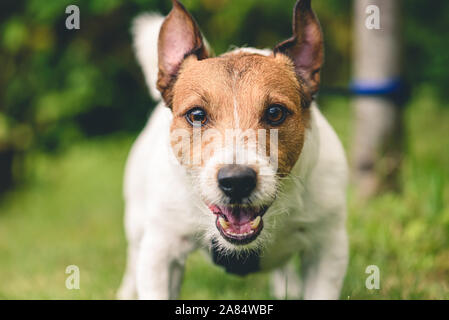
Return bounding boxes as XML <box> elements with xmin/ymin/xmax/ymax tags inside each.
<box><xmin>117</xmin><ymin>0</ymin><xmax>348</xmax><ymax>300</ymax></box>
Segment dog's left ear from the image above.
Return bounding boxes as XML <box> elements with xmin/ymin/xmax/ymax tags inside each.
<box><xmin>157</xmin><ymin>0</ymin><xmax>208</xmax><ymax>105</ymax></box>
<box><xmin>274</xmin><ymin>0</ymin><xmax>323</xmax><ymax>96</ymax></box>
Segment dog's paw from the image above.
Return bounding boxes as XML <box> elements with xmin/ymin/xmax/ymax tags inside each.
<box><xmin>270</xmin><ymin>264</ymin><xmax>302</xmax><ymax>300</ymax></box>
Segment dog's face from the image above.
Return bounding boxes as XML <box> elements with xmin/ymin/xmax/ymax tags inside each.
<box><xmin>157</xmin><ymin>0</ymin><xmax>322</xmax><ymax>250</ymax></box>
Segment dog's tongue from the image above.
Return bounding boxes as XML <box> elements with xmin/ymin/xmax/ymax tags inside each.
<box><xmin>209</xmin><ymin>205</ymin><xmax>257</xmax><ymax>225</ymax></box>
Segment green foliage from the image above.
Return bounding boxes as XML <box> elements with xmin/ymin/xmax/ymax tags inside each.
<box><xmin>403</xmin><ymin>0</ymin><xmax>449</xmax><ymax>100</ymax></box>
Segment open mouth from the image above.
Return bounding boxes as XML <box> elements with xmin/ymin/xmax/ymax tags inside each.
<box><xmin>209</xmin><ymin>204</ymin><xmax>269</xmax><ymax>245</ymax></box>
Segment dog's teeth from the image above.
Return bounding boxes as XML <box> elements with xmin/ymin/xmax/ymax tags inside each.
<box><xmin>224</xmin><ymin>228</ymin><xmax>255</xmax><ymax>237</ymax></box>
<box><xmin>250</xmin><ymin>216</ymin><xmax>261</xmax><ymax>229</ymax></box>
<box><xmin>219</xmin><ymin>217</ymin><xmax>229</xmax><ymax>230</ymax></box>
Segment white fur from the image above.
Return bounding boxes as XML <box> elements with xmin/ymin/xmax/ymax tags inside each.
<box><xmin>118</xmin><ymin>13</ymin><xmax>348</xmax><ymax>300</ymax></box>
<box><xmin>132</xmin><ymin>13</ymin><xmax>164</xmax><ymax>100</ymax></box>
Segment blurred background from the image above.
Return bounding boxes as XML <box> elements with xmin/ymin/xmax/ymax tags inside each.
<box><xmin>0</xmin><ymin>0</ymin><xmax>448</xmax><ymax>299</ymax></box>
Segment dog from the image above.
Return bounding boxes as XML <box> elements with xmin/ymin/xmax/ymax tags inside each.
<box><xmin>117</xmin><ymin>0</ymin><xmax>348</xmax><ymax>300</ymax></box>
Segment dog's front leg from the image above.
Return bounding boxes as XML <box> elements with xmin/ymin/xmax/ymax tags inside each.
<box><xmin>300</xmin><ymin>222</ymin><xmax>348</xmax><ymax>300</ymax></box>
<box><xmin>136</xmin><ymin>225</ymin><xmax>194</xmax><ymax>300</ymax></box>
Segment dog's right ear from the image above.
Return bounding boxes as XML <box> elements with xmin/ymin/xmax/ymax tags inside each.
<box><xmin>157</xmin><ymin>0</ymin><xmax>208</xmax><ymax>105</ymax></box>
<box><xmin>274</xmin><ymin>0</ymin><xmax>323</xmax><ymax>97</ymax></box>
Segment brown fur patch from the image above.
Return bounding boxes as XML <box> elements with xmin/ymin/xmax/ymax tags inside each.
<box><xmin>169</xmin><ymin>52</ymin><xmax>311</xmax><ymax>176</ymax></box>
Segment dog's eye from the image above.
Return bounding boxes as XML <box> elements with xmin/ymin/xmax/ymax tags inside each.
<box><xmin>264</xmin><ymin>104</ymin><xmax>289</xmax><ymax>126</ymax></box>
<box><xmin>186</xmin><ymin>107</ymin><xmax>208</xmax><ymax>127</ymax></box>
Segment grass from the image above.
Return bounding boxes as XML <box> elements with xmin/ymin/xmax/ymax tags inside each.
<box><xmin>0</xmin><ymin>88</ymin><xmax>448</xmax><ymax>299</ymax></box>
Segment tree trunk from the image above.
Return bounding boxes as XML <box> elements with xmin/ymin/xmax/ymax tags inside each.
<box><xmin>352</xmin><ymin>0</ymin><xmax>403</xmax><ymax>199</ymax></box>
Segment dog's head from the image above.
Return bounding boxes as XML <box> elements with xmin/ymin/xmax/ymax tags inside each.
<box><xmin>156</xmin><ymin>0</ymin><xmax>322</xmax><ymax>250</ymax></box>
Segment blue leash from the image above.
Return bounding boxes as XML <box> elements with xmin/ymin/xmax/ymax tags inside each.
<box><xmin>350</xmin><ymin>77</ymin><xmax>402</xmax><ymax>96</ymax></box>
<box><xmin>320</xmin><ymin>77</ymin><xmax>410</xmax><ymax>106</ymax></box>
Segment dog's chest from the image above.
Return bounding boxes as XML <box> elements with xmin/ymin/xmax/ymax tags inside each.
<box><xmin>260</xmin><ymin>217</ymin><xmax>310</xmax><ymax>270</ymax></box>
<box><xmin>210</xmin><ymin>240</ymin><xmax>261</xmax><ymax>276</ymax></box>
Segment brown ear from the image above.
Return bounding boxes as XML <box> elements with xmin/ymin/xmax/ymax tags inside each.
<box><xmin>157</xmin><ymin>0</ymin><xmax>208</xmax><ymax>104</ymax></box>
<box><xmin>274</xmin><ymin>0</ymin><xmax>323</xmax><ymax>96</ymax></box>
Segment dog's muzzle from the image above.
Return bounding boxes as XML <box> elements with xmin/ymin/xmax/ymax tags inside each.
<box><xmin>210</xmin><ymin>164</ymin><xmax>269</xmax><ymax>245</ymax></box>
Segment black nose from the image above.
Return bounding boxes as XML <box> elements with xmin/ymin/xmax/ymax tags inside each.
<box><xmin>217</xmin><ymin>165</ymin><xmax>257</xmax><ymax>200</ymax></box>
